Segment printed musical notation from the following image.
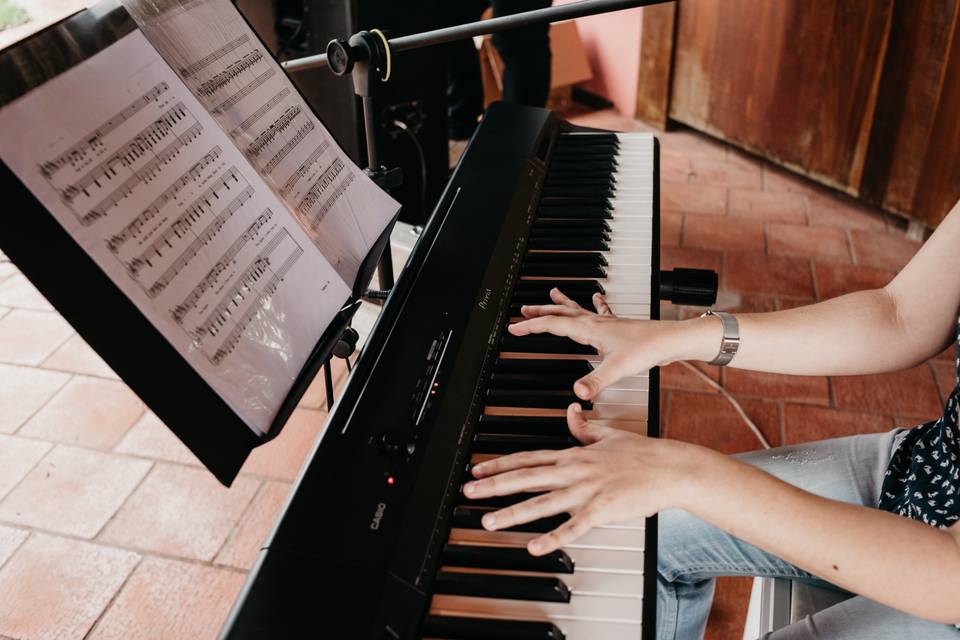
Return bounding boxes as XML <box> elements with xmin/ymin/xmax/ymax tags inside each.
<box><xmin>230</xmin><ymin>88</ymin><xmax>290</xmax><ymax>138</ymax></box>
<box><xmin>297</xmin><ymin>158</ymin><xmax>346</xmax><ymax>215</ymax></box>
<box><xmin>261</xmin><ymin>120</ymin><xmax>314</xmax><ymax>176</ymax></box>
<box><xmin>0</xmin><ymin>25</ymin><xmax>353</xmax><ymax>435</ymax></box>
<box><xmin>105</xmin><ymin>145</ymin><xmax>222</xmax><ymax>251</ymax></box>
<box><xmin>308</xmin><ymin>172</ymin><xmax>356</xmax><ymax>231</ymax></box>
<box><xmin>39</xmin><ymin>82</ymin><xmax>168</xmax><ymax>179</ymax></box>
<box><xmin>171</xmin><ymin>208</ymin><xmax>275</xmax><ymax>325</ymax></box>
<box><xmin>280</xmin><ymin>141</ymin><xmax>328</xmax><ymax>197</ymax></box>
<box><xmin>197</xmin><ymin>50</ymin><xmax>264</xmax><ymax>99</ymax></box>
<box><xmin>245</xmin><ymin>105</ymin><xmax>302</xmax><ymax>159</ymax></box>
<box><xmin>121</xmin><ymin>166</ymin><xmax>250</xmax><ymax>287</ymax></box>
<box><xmin>187</xmin><ymin>228</ymin><xmax>304</xmax><ymax>364</ymax></box>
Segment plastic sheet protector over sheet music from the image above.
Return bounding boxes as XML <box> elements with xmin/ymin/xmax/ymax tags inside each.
<box><xmin>0</xmin><ymin>23</ymin><xmax>385</xmax><ymax>435</ymax></box>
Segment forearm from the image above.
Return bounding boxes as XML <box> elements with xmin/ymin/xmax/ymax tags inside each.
<box><xmin>660</xmin><ymin>287</ymin><xmax>931</xmax><ymax>376</ymax></box>
<box><xmin>679</xmin><ymin>449</ymin><xmax>960</xmax><ymax>624</ymax></box>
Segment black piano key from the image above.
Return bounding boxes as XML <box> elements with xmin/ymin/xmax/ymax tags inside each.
<box><xmin>525</xmin><ymin>237</ymin><xmax>609</xmax><ymax>251</ymax></box>
<box><xmin>493</xmin><ymin>359</ymin><xmax>592</xmax><ymax>375</ymax></box>
<box><xmin>545</xmin><ymin>175</ymin><xmax>612</xmax><ymax>188</ymax></box>
<box><xmin>522</xmin><ymin>252</ymin><xmax>606</xmax><ymax>265</ymax></box>
<box><xmin>549</xmin><ymin>159</ymin><xmax>615</xmax><ymax>171</ymax></box>
<box><xmin>519</xmin><ymin>263</ymin><xmax>607</xmax><ymax>278</ymax></box>
<box><xmin>557</xmin><ymin>132</ymin><xmax>618</xmax><ymax>143</ymax></box>
<box><xmin>452</xmin><ymin>506</ymin><xmax>571</xmax><ymax>534</ymax></box>
<box><xmin>488</xmin><ymin>372</ymin><xmax>579</xmax><ymax>389</ymax></box>
<box><xmin>434</xmin><ymin>571</ymin><xmax>571</xmax><ymax>603</ymax></box>
<box><xmin>532</xmin><ymin>219</ymin><xmax>610</xmax><ymax>230</ymax></box>
<box><xmin>422</xmin><ymin>614</ymin><xmax>566</xmax><ymax>640</ymax></box>
<box><xmin>536</xmin><ymin>206</ymin><xmax>611</xmax><ymax>219</ymax></box>
<box><xmin>500</xmin><ymin>334</ymin><xmax>597</xmax><ymax>355</ymax></box>
<box><xmin>514</xmin><ymin>279</ymin><xmax>604</xmax><ymax>295</ymax></box>
<box><xmin>527</xmin><ymin>227</ymin><xmax>610</xmax><ymax>240</ymax></box>
<box><xmin>542</xmin><ymin>185</ymin><xmax>614</xmax><ymax>198</ymax></box>
<box><xmin>457</xmin><ymin>491</ymin><xmax>542</xmax><ymax>509</ymax></box>
<box><xmin>443</xmin><ymin>544</ymin><xmax>575</xmax><ymax>574</ymax></box>
<box><xmin>477</xmin><ymin>415</ymin><xmax>572</xmax><ymax>435</ymax></box>
<box><xmin>510</xmin><ymin>292</ymin><xmax>595</xmax><ymax>309</ymax></box>
<box><xmin>486</xmin><ymin>389</ymin><xmax>589</xmax><ymax>410</ymax></box>
<box><xmin>539</xmin><ymin>196</ymin><xmax>611</xmax><ymax>207</ymax></box>
<box><xmin>472</xmin><ymin>432</ymin><xmax>581</xmax><ymax>453</ymax></box>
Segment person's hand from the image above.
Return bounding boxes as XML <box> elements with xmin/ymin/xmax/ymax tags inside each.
<box><xmin>509</xmin><ymin>287</ymin><xmax>679</xmax><ymax>400</ymax></box>
<box><xmin>464</xmin><ymin>403</ymin><xmax>705</xmax><ymax>556</ymax></box>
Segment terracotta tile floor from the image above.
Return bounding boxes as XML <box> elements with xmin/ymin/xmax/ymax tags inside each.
<box><xmin>0</xmin><ymin>107</ymin><xmax>944</xmax><ymax>639</ymax></box>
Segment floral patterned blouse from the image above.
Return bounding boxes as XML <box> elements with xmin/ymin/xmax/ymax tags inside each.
<box><xmin>878</xmin><ymin>318</ymin><xmax>960</xmax><ymax>528</ymax></box>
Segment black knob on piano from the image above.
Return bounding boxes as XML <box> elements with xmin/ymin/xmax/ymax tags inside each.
<box><xmin>659</xmin><ymin>268</ymin><xmax>719</xmax><ymax>306</ymax></box>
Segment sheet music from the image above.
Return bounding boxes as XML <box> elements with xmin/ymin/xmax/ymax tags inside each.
<box><xmin>0</xmin><ymin>30</ymin><xmax>350</xmax><ymax>435</ymax></box>
<box><xmin>122</xmin><ymin>0</ymin><xmax>401</xmax><ymax>284</ymax></box>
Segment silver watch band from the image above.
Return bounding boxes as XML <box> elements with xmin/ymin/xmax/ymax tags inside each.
<box><xmin>701</xmin><ymin>310</ymin><xmax>740</xmax><ymax>366</ymax></box>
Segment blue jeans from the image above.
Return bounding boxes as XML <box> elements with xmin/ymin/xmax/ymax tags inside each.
<box><xmin>656</xmin><ymin>430</ymin><xmax>959</xmax><ymax>639</ymax></box>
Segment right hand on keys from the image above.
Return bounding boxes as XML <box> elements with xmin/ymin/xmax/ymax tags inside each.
<box><xmin>509</xmin><ymin>287</ymin><xmax>682</xmax><ymax>401</ymax></box>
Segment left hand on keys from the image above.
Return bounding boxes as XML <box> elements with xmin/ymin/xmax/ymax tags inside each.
<box><xmin>463</xmin><ymin>402</ymin><xmax>707</xmax><ymax>556</ymax></box>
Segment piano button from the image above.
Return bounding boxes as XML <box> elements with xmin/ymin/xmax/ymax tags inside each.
<box><xmin>442</xmin><ymin>544</ymin><xmax>574</xmax><ymax>574</ymax></box>
<box><xmin>471</xmin><ymin>432</ymin><xmax>580</xmax><ymax>454</ymax></box>
<box><xmin>499</xmin><ymin>334</ymin><xmax>597</xmax><ymax>355</ymax></box>
<box><xmin>452</xmin><ymin>506</ymin><xmax>570</xmax><ymax>534</ymax></box>
<box><xmin>493</xmin><ymin>359</ymin><xmax>592</xmax><ymax>375</ymax></box>
<box><xmin>422</xmin><ymin>614</ymin><xmax>566</xmax><ymax>640</ymax></box>
<box><xmin>435</xmin><ymin>571</ymin><xmax>571</xmax><ymax>603</ymax></box>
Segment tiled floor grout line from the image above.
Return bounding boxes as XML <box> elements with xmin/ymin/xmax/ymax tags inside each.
<box><xmin>82</xmin><ymin>553</ymin><xmax>144</xmax><ymax>640</ymax></box>
<box><xmin>0</xmin><ymin>529</ymin><xmax>31</xmax><ymax>576</ymax></box>
<box><xmin>0</xmin><ymin>440</ymin><xmax>55</xmax><ymax>506</ymax></box>
<box><xmin>8</xmin><ymin>370</ymin><xmax>73</xmax><ymax>436</ymax></box>
<box><xmin>207</xmin><ymin>478</ymin><xmax>267</xmax><ymax>565</ymax></box>
<box><xmin>89</xmin><ymin>459</ymin><xmax>156</xmax><ymax>542</ymax></box>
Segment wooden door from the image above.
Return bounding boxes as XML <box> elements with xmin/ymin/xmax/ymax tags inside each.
<box><xmin>667</xmin><ymin>0</ymin><xmax>960</xmax><ymax>227</ymax></box>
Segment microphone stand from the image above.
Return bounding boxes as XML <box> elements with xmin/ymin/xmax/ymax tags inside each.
<box><xmin>284</xmin><ymin>0</ymin><xmax>671</xmax><ymax>406</ymax></box>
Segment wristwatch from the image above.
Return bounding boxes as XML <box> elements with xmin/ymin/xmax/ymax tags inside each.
<box><xmin>701</xmin><ymin>310</ymin><xmax>740</xmax><ymax>366</ymax></box>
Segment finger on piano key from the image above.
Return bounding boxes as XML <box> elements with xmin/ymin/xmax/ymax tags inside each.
<box><xmin>448</xmin><ymin>530</ymin><xmax>646</xmax><ymax>566</ymax></box>
<box><xmin>483</xmin><ymin>402</ymin><xmax>648</xmax><ymax>421</ymax></box>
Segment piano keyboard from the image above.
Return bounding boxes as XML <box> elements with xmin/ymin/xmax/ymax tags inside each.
<box><xmin>425</xmin><ymin>132</ymin><xmax>655</xmax><ymax>639</ymax></box>
<box><xmin>220</xmin><ymin>103</ymin><xmax>701</xmax><ymax>640</ymax></box>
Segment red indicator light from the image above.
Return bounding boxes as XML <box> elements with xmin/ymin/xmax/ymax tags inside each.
<box><xmin>387</xmin><ymin>476</ymin><xmax>396</xmax><ymax>486</ymax></box>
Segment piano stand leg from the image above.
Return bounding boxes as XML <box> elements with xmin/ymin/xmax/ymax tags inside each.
<box><xmin>323</xmin><ymin>359</ymin><xmax>335</xmax><ymax>411</ymax></box>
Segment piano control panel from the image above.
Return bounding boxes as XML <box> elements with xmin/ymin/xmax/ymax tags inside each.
<box><xmin>413</xmin><ymin>327</ymin><xmax>454</xmax><ymax>427</ymax></box>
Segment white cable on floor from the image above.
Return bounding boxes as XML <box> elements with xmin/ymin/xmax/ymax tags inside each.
<box><xmin>678</xmin><ymin>361</ymin><xmax>772</xmax><ymax>450</ymax></box>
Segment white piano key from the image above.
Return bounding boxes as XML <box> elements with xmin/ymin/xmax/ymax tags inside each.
<box><xmin>440</xmin><ymin>566</ymin><xmax>646</xmax><ymax>597</ymax></box>
<box><xmin>430</xmin><ymin>592</ymin><xmax>643</xmax><ymax>625</ymax></box>
<box><xmin>448</xmin><ymin>526</ymin><xmax>644</xmax><ymax>552</ymax></box>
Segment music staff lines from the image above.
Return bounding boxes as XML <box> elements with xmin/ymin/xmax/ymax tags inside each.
<box><xmin>281</xmin><ymin>141</ymin><xmax>329</xmax><ymax>196</ymax></box>
<box><xmin>144</xmin><ymin>180</ymin><xmax>254</xmax><ymax>298</ymax></box>
<box><xmin>180</xmin><ymin>34</ymin><xmax>250</xmax><ymax>77</ymax></box>
<box><xmin>196</xmin><ymin>229</ymin><xmax>286</xmax><ymax>341</ymax></box>
<box><xmin>309</xmin><ymin>171</ymin><xmax>356</xmax><ymax>231</ymax></box>
<box><xmin>212</xmin><ymin>68</ymin><xmax>276</xmax><ymax>115</ymax></box>
<box><xmin>40</xmin><ymin>82</ymin><xmax>168</xmax><ymax>178</ymax></box>
<box><xmin>171</xmin><ymin>208</ymin><xmax>275</xmax><ymax>325</ymax></box>
<box><xmin>230</xmin><ymin>88</ymin><xmax>290</xmax><ymax>138</ymax></box>
<box><xmin>210</xmin><ymin>242</ymin><xmax>302</xmax><ymax>366</ymax></box>
<box><xmin>297</xmin><ymin>158</ymin><xmax>345</xmax><ymax>215</ymax></box>
<box><xmin>262</xmin><ymin>120</ymin><xmax>314</xmax><ymax>175</ymax></box>
<box><xmin>245</xmin><ymin>105</ymin><xmax>302</xmax><ymax>159</ymax></box>
<box><xmin>83</xmin><ymin>122</ymin><xmax>204</xmax><ymax>227</ymax></box>
<box><xmin>61</xmin><ymin>102</ymin><xmax>195</xmax><ymax>208</ymax></box>
<box><xmin>197</xmin><ymin>49</ymin><xmax>265</xmax><ymax>99</ymax></box>
<box><xmin>106</xmin><ymin>145</ymin><xmax>223</xmax><ymax>252</ymax></box>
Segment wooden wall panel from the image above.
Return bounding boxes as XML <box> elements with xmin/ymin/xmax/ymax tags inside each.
<box><xmin>670</xmin><ymin>0</ymin><xmax>893</xmax><ymax>191</ymax></box>
<box><xmin>634</xmin><ymin>2</ymin><xmax>677</xmax><ymax>129</ymax></box>
<box><xmin>862</xmin><ymin>0</ymin><xmax>960</xmax><ymax>224</ymax></box>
